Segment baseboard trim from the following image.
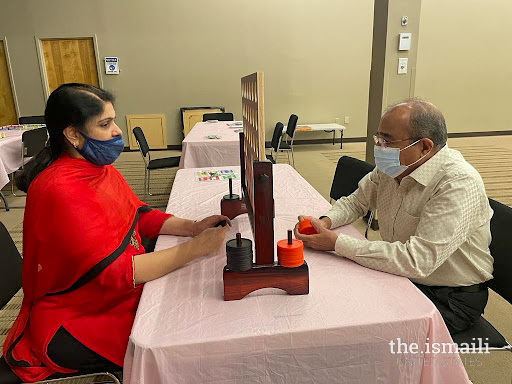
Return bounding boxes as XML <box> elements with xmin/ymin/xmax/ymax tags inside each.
<box><xmin>447</xmin><ymin>130</ymin><xmax>512</xmax><ymax>138</ymax></box>
<box><xmin>291</xmin><ymin>137</ymin><xmax>367</xmax><ymax>145</ymax></box>
<box><xmin>123</xmin><ymin>145</ymin><xmax>182</xmax><ymax>152</ymax></box>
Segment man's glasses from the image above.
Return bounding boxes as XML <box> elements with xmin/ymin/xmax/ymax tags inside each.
<box><xmin>373</xmin><ymin>135</ymin><xmax>418</xmax><ymax>147</ymax></box>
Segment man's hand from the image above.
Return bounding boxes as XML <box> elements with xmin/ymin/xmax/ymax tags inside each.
<box><xmin>294</xmin><ymin>217</ymin><xmax>338</xmax><ymax>251</ymax></box>
<box><xmin>193</xmin><ymin>215</ymin><xmax>232</xmax><ymax>236</ymax></box>
<box><xmin>297</xmin><ymin>215</ymin><xmax>331</xmax><ymax>230</ymax></box>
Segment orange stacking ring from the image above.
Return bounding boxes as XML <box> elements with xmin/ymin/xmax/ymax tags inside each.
<box><xmin>277</xmin><ymin>230</ymin><xmax>304</xmax><ymax>268</ymax></box>
<box><xmin>298</xmin><ymin>219</ymin><xmax>318</xmax><ymax>235</ymax></box>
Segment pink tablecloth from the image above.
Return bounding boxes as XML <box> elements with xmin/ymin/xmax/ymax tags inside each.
<box><xmin>179</xmin><ymin>121</ymin><xmax>241</xmax><ymax>168</ymax></box>
<box><xmin>124</xmin><ymin>165</ymin><xmax>470</xmax><ymax>384</ymax></box>
<box><xmin>0</xmin><ymin>130</ymin><xmax>23</xmax><ymax>189</ymax></box>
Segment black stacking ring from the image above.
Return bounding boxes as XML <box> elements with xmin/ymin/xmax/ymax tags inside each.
<box><xmin>226</xmin><ymin>236</ymin><xmax>253</xmax><ymax>271</ymax></box>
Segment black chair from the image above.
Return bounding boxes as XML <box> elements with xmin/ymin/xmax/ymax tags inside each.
<box><xmin>132</xmin><ymin>127</ymin><xmax>180</xmax><ymax>198</ymax></box>
<box><xmin>452</xmin><ymin>199</ymin><xmax>512</xmax><ymax>352</ymax></box>
<box><xmin>264</xmin><ymin>114</ymin><xmax>298</xmax><ymax>167</ymax></box>
<box><xmin>265</xmin><ymin>122</ymin><xmax>284</xmax><ymax>164</ymax></box>
<box><xmin>11</xmin><ymin>127</ymin><xmax>48</xmax><ymax>196</ymax></box>
<box><xmin>18</xmin><ymin>116</ymin><xmax>45</xmax><ymax>125</ymax></box>
<box><xmin>0</xmin><ymin>225</ymin><xmax>122</xmax><ymax>384</ymax></box>
<box><xmin>0</xmin><ymin>221</ymin><xmax>22</xmax><ymax>309</ymax></box>
<box><xmin>202</xmin><ymin>113</ymin><xmax>234</xmax><ymax>122</ymax></box>
<box><xmin>0</xmin><ymin>221</ymin><xmax>22</xmax><ymax>384</ymax></box>
<box><xmin>330</xmin><ymin>156</ymin><xmax>375</xmax><ymax>238</ymax></box>
<box><xmin>280</xmin><ymin>114</ymin><xmax>298</xmax><ymax>167</ymax></box>
<box><xmin>0</xmin><ymin>192</ymin><xmax>8</xmax><ymax>212</ymax></box>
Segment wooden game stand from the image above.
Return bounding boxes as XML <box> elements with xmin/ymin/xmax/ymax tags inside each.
<box><xmin>221</xmin><ymin>132</ymin><xmax>309</xmax><ymax>301</ymax></box>
<box><xmin>223</xmin><ymin>264</ymin><xmax>309</xmax><ymax>301</ymax></box>
<box><xmin>220</xmin><ymin>178</ymin><xmax>247</xmax><ymax>220</ymax></box>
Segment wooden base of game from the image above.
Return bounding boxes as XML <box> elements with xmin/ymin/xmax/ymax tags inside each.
<box><xmin>220</xmin><ymin>197</ymin><xmax>247</xmax><ymax>220</ymax></box>
<box><xmin>223</xmin><ymin>262</ymin><xmax>309</xmax><ymax>301</ymax></box>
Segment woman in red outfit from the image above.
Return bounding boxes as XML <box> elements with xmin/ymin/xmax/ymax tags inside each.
<box><xmin>0</xmin><ymin>83</ymin><xmax>230</xmax><ymax>383</ymax></box>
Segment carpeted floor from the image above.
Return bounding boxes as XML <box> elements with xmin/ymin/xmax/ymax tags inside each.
<box><xmin>113</xmin><ymin>159</ymin><xmax>178</xmax><ymax>210</ymax></box>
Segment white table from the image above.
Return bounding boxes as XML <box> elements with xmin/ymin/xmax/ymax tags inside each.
<box><xmin>179</xmin><ymin>121</ymin><xmax>242</xmax><ymax>168</ymax></box>
<box><xmin>0</xmin><ymin>130</ymin><xmax>23</xmax><ymax>189</ymax></box>
<box><xmin>124</xmin><ymin>165</ymin><xmax>469</xmax><ymax>384</ymax></box>
<box><xmin>293</xmin><ymin>123</ymin><xmax>346</xmax><ymax>148</ymax></box>
<box><xmin>0</xmin><ymin>130</ymin><xmax>24</xmax><ymax>210</ymax></box>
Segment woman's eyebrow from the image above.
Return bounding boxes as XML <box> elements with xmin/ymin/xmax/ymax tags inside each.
<box><xmin>98</xmin><ymin>117</ymin><xmax>115</xmax><ymax>124</ymax></box>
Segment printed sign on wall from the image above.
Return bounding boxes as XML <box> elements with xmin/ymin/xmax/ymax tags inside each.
<box><xmin>104</xmin><ymin>57</ymin><xmax>119</xmax><ymax>75</ymax></box>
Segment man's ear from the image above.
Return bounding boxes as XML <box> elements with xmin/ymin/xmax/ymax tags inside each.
<box><xmin>63</xmin><ymin>126</ymin><xmax>80</xmax><ymax>148</ymax></box>
<box><xmin>421</xmin><ymin>138</ymin><xmax>434</xmax><ymax>155</ymax></box>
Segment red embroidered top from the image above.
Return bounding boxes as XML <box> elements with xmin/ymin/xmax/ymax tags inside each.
<box><xmin>3</xmin><ymin>154</ymin><xmax>171</xmax><ymax>382</ymax></box>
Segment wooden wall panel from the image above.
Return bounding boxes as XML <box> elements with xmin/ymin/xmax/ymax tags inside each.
<box><xmin>182</xmin><ymin>108</ymin><xmax>223</xmax><ymax>137</ymax></box>
<box><xmin>0</xmin><ymin>40</ymin><xmax>17</xmax><ymax>126</ymax></box>
<box><xmin>42</xmin><ymin>38</ymin><xmax>99</xmax><ymax>93</ymax></box>
<box><xmin>126</xmin><ymin>114</ymin><xmax>167</xmax><ymax>150</ymax></box>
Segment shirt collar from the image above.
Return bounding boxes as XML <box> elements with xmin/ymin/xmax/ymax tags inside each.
<box><xmin>406</xmin><ymin>144</ymin><xmax>450</xmax><ymax>186</ymax></box>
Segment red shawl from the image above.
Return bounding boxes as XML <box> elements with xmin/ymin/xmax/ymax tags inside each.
<box><xmin>3</xmin><ymin>153</ymin><xmax>170</xmax><ymax>382</ymax></box>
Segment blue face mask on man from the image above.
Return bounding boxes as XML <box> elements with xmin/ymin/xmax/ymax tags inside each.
<box><xmin>76</xmin><ymin>131</ymin><xmax>125</xmax><ymax>165</ymax></box>
<box><xmin>374</xmin><ymin>139</ymin><xmax>429</xmax><ymax>178</ymax></box>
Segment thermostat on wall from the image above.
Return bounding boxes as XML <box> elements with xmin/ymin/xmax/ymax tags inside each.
<box><xmin>398</xmin><ymin>33</ymin><xmax>412</xmax><ymax>51</ymax></box>
<box><xmin>104</xmin><ymin>57</ymin><xmax>119</xmax><ymax>75</ymax></box>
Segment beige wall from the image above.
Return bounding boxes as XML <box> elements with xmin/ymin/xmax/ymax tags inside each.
<box><xmin>365</xmin><ymin>0</ymin><xmax>422</xmax><ymax>162</ymax></box>
<box><xmin>416</xmin><ymin>0</ymin><xmax>512</xmax><ymax>133</ymax></box>
<box><xmin>0</xmin><ymin>0</ymin><xmax>374</xmax><ymax>145</ymax></box>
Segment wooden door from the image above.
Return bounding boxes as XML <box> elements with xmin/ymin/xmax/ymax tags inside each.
<box><xmin>0</xmin><ymin>40</ymin><xmax>17</xmax><ymax>126</ymax></box>
<box><xmin>41</xmin><ymin>38</ymin><xmax>99</xmax><ymax>94</ymax></box>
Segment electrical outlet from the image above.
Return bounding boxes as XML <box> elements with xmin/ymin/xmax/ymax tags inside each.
<box><xmin>398</xmin><ymin>58</ymin><xmax>408</xmax><ymax>74</ymax></box>
<box><xmin>344</xmin><ymin>117</ymin><xmax>350</xmax><ymax>124</ymax></box>
<box><xmin>335</xmin><ymin>118</ymin><xmax>340</xmax><ymax>124</ymax></box>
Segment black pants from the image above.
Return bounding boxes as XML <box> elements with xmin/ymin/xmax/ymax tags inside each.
<box><xmin>47</xmin><ymin>327</ymin><xmax>122</xmax><ymax>374</ymax></box>
<box><xmin>414</xmin><ymin>283</ymin><xmax>489</xmax><ymax>335</ymax></box>
<box><xmin>1</xmin><ymin>327</ymin><xmax>121</xmax><ymax>383</ymax></box>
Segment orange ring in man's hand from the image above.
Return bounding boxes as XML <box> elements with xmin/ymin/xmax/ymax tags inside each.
<box><xmin>298</xmin><ymin>219</ymin><xmax>318</xmax><ymax>235</ymax></box>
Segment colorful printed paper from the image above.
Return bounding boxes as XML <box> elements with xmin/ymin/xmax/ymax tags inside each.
<box><xmin>194</xmin><ymin>169</ymin><xmax>237</xmax><ymax>182</ymax></box>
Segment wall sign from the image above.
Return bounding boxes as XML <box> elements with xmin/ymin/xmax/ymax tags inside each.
<box><xmin>104</xmin><ymin>57</ymin><xmax>119</xmax><ymax>74</ymax></box>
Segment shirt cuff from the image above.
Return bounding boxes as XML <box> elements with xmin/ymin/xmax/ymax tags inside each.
<box><xmin>334</xmin><ymin>233</ymin><xmax>366</xmax><ymax>259</ymax></box>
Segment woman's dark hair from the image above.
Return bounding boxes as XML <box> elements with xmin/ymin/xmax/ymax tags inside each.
<box><xmin>15</xmin><ymin>83</ymin><xmax>115</xmax><ymax>192</ymax></box>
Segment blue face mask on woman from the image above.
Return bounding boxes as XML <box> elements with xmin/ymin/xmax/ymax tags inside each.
<box><xmin>76</xmin><ymin>131</ymin><xmax>125</xmax><ymax>165</ymax></box>
<box><xmin>374</xmin><ymin>139</ymin><xmax>429</xmax><ymax>178</ymax></box>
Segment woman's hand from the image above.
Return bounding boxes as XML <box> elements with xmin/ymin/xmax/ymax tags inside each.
<box><xmin>194</xmin><ymin>225</ymin><xmax>230</xmax><ymax>255</ymax></box>
<box><xmin>192</xmin><ymin>215</ymin><xmax>232</xmax><ymax>236</ymax></box>
<box><xmin>134</xmin><ymin>225</ymin><xmax>230</xmax><ymax>285</ymax></box>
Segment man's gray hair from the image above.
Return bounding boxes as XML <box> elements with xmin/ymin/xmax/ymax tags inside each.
<box><xmin>385</xmin><ymin>98</ymin><xmax>447</xmax><ymax>149</ymax></box>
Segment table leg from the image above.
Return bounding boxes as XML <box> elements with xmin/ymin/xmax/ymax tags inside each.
<box><xmin>0</xmin><ymin>191</ymin><xmax>9</xmax><ymax>211</ymax></box>
<box><xmin>340</xmin><ymin>131</ymin><xmax>343</xmax><ymax>149</ymax></box>
<box><xmin>324</xmin><ymin>130</ymin><xmax>336</xmax><ymax>146</ymax></box>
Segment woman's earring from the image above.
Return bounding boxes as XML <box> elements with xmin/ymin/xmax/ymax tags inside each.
<box><xmin>73</xmin><ymin>142</ymin><xmax>78</xmax><ymax>149</ymax></box>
